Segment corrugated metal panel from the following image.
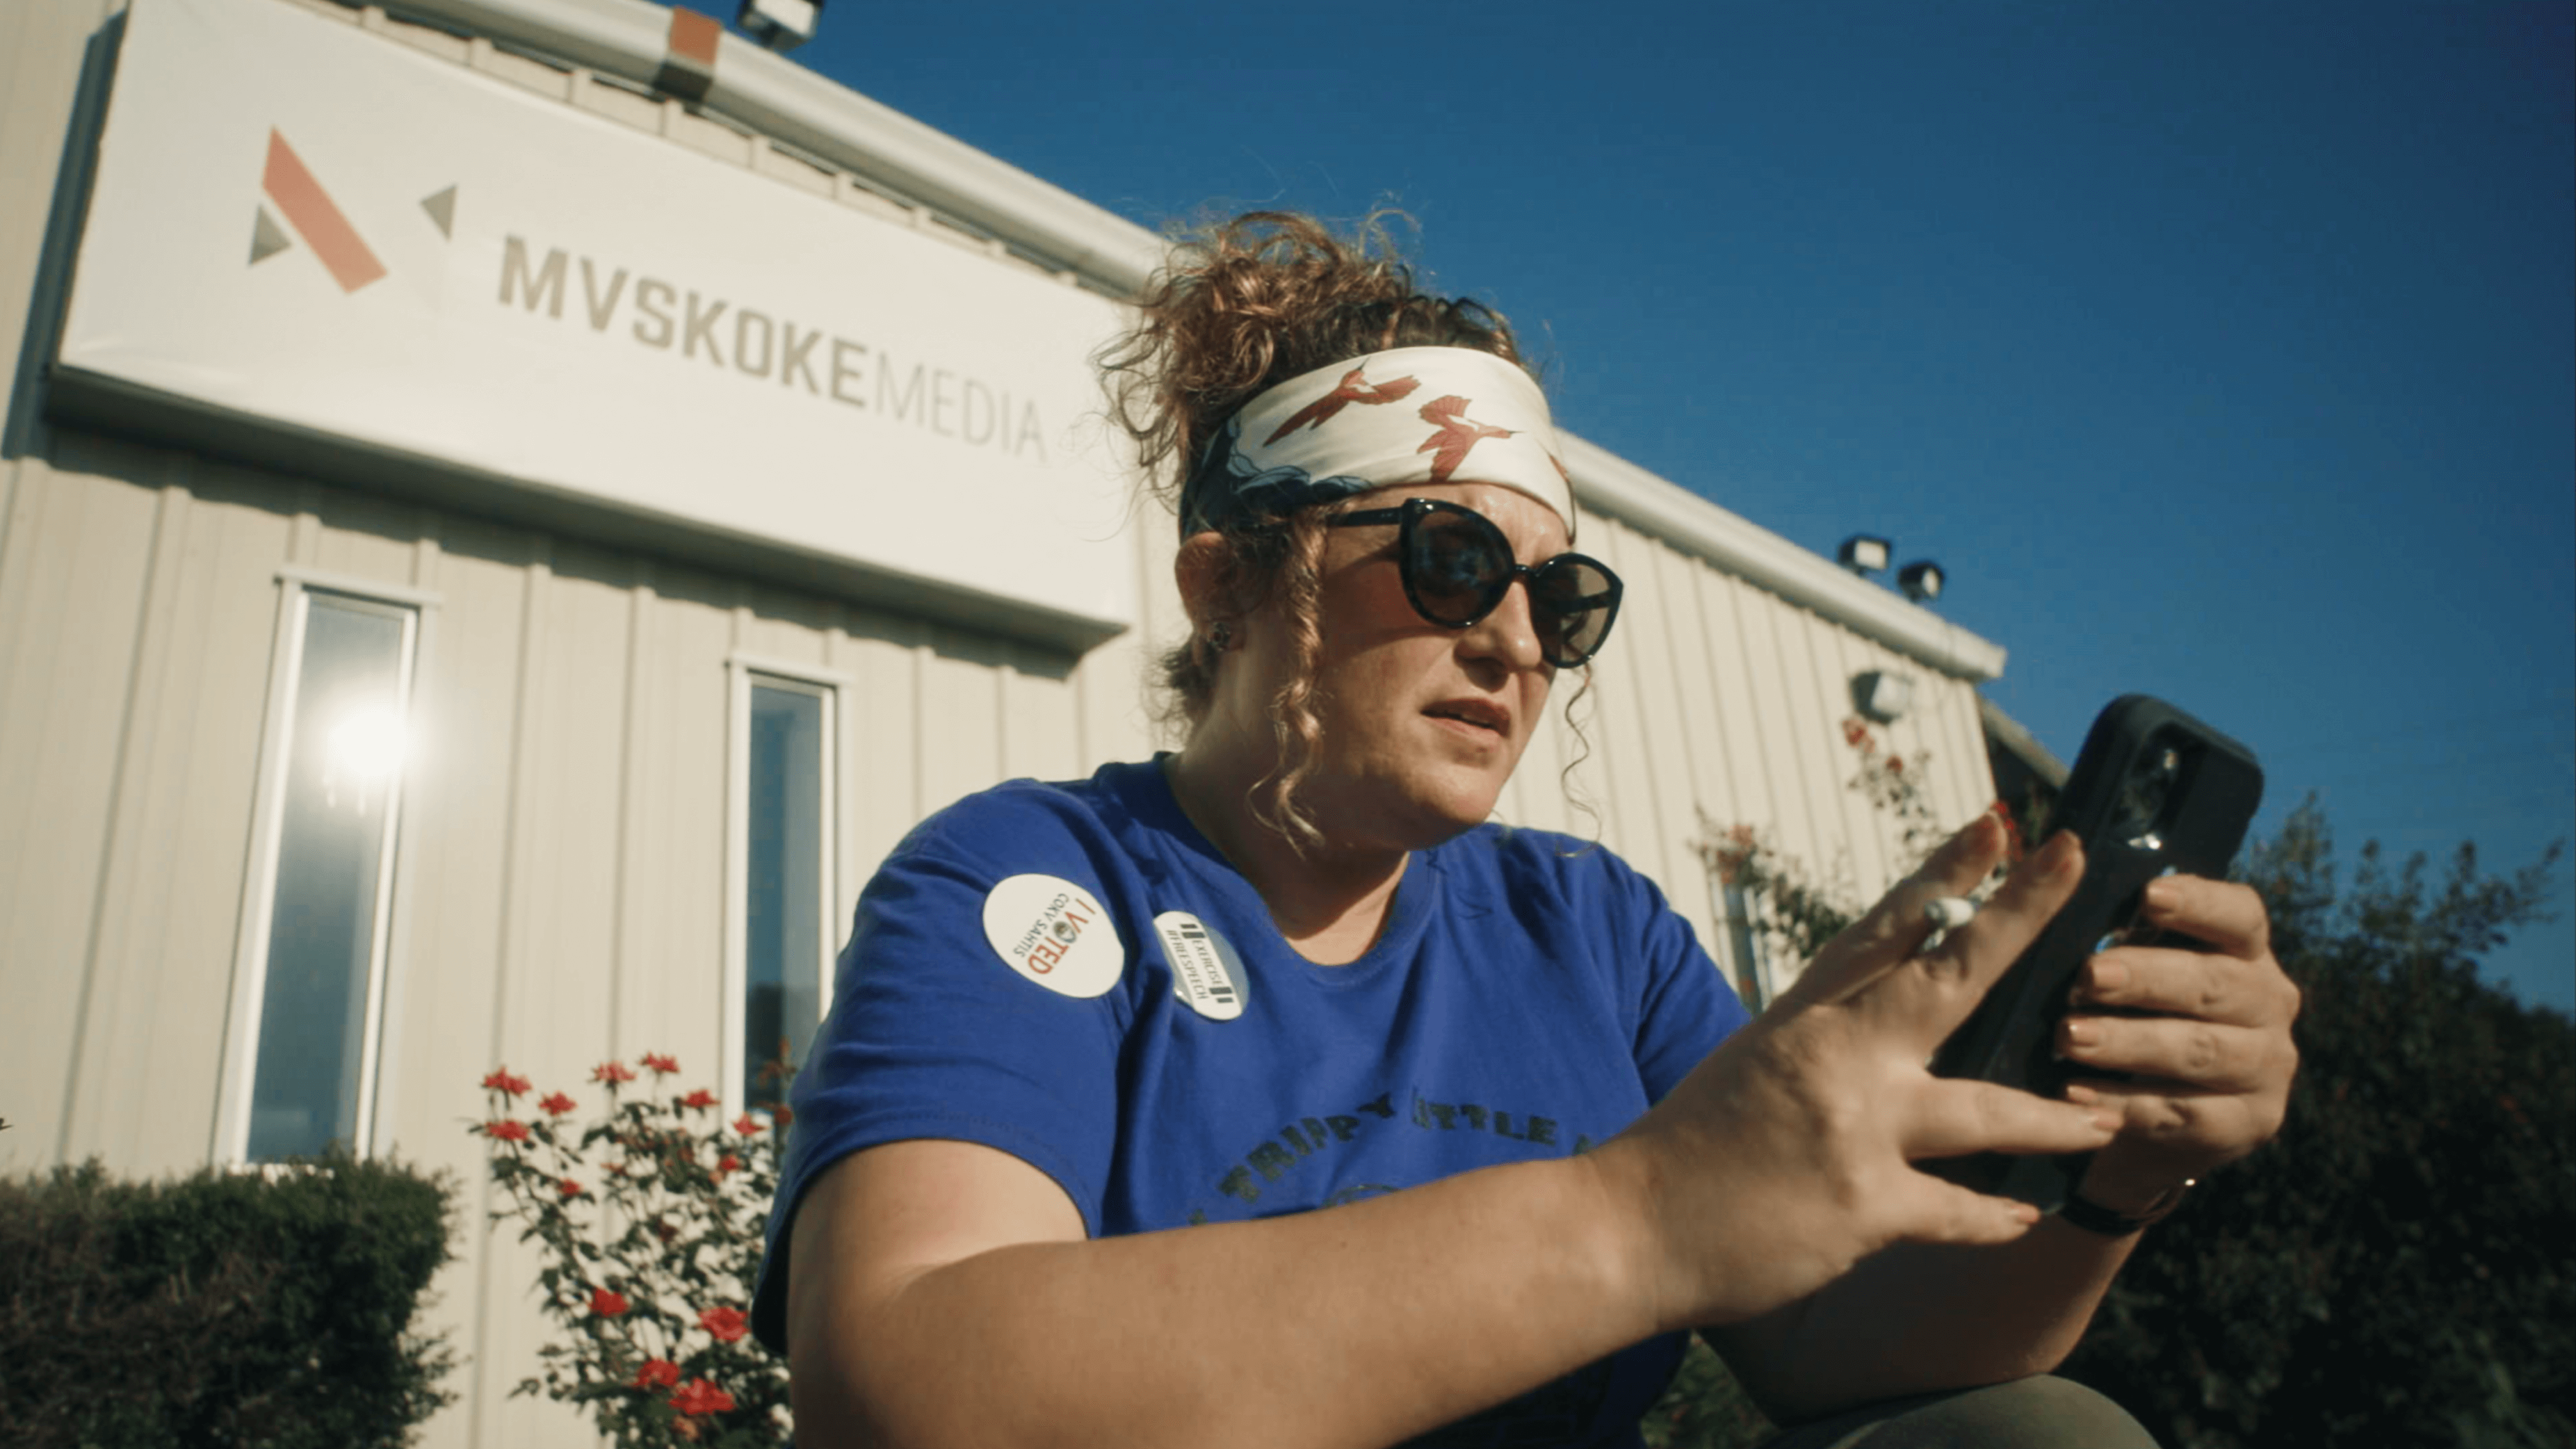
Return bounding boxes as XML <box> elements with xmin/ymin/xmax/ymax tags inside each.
<box><xmin>0</xmin><ymin>1</ymin><xmax>120</xmax><ymax>446</ymax></box>
<box><xmin>914</xmin><ymin>628</ymin><xmax>1010</xmax><ymax>816</ymax></box>
<box><xmin>832</xmin><ymin>606</ymin><xmax>930</xmax><ymax>877</ymax></box>
<box><xmin>618</xmin><ymin>567</ymin><xmax>734</xmax><ymax>1060</ymax></box>
<box><xmin>0</xmin><ymin>448</ymin><xmax>168</xmax><ymax>1172</ymax></box>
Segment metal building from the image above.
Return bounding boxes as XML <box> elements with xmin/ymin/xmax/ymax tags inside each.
<box><xmin>0</xmin><ymin>0</ymin><xmax>2009</xmax><ymax>1441</ymax></box>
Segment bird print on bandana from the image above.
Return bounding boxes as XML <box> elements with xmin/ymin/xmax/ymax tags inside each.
<box><xmin>1416</xmin><ymin>395</ymin><xmax>1516</xmax><ymax>485</ymax></box>
<box><xmin>1263</xmin><ymin>364</ymin><xmax>1424</xmax><ymax>445</ymax></box>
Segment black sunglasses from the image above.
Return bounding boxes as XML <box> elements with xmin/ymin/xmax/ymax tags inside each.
<box><xmin>1327</xmin><ymin>499</ymin><xmax>1623</xmax><ymax>668</ymax></box>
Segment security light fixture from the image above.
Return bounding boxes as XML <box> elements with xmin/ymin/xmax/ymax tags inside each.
<box><xmin>1854</xmin><ymin>670</ymin><xmax>1915</xmax><ymax>723</ymax></box>
<box><xmin>1838</xmin><ymin>535</ymin><xmax>1891</xmax><ymax>575</ymax></box>
<box><xmin>738</xmin><ymin>0</ymin><xmax>821</xmax><ymax>51</ymax></box>
<box><xmin>1898</xmin><ymin>560</ymin><xmax>1945</xmax><ymax>603</ymax></box>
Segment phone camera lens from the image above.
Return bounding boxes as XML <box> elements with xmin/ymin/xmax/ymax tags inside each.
<box><xmin>2116</xmin><ymin>743</ymin><xmax>2183</xmax><ymax>838</ymax></box>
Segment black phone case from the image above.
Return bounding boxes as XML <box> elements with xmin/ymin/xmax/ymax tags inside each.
<box><xmin>1925</xmin><ymin>695</ymin><xmax>2264</xmax><ymax>1211</ymax></box>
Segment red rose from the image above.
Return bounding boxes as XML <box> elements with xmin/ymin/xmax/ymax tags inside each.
<box><xmin>699</xmin><ymin>1304</ymin><xmax>749</xmax><ymax>1343</ymax></box>
<box><xmin>640</xmin><ymin>1052</ymin><xmax>680</xmax><ymax>1075</ymax></box>
<box><xmin>483</xmin><ymin>1119</ymin><xmax>530</xmax><ymax>1143</ymax></box>
<box><xmin>715</xmin><ymin>1153</ymin><xmax>741</xmax><ymax>1176</ymax></box>
<box><xmin>592</xmin><ymin>1061</ymin><xmax>637</xmax><ymax>1085</ymax></box>
<box><xmin>632</xmin><ymin>1357</ymin><xmax>681</xmax><ymax>1391</ymax></box>
<box><xmin>681</xmin><ymin>1088</ymin><xmax>718</xmax><ymax>1110</ymax></box>
<box><xmin>480</xmin><ymin>1069</ymin><xmax>533</xmax><ymax>1096</ymax></box>
<box><xmin>590</xmin><ymin>1286</ymin><xmax>629</xmax><ymax>1318</ymax></box>
<box><xmin>731</xmin><ymin>1115</ymin><xmax>764</xmax><ymax>1137</ymax></box>
<box><xmin>558</xmin><ymin>1178</ymin><xmax>583</xmax><ymax>1199</ymax></box>
<box><xmin>669</xmin><ymin>1377</ymin><xmax>736</xmax><ymax>1417</ymax></box>
<box><xmin>537</xmin><ymin>1091</ymin><xmax>576</xmax><ymax>1117</ymax></box>
<box><xmin>1842</xmin><ymin>718</ymin><xmax>1873</xmax><ymax>750</ymax></box>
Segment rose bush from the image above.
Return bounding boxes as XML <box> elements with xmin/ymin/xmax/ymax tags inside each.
<box><xmin>474</xmin><ymin>1056</ymin><xmax>791</xmax><ymax>1446</ymax></box>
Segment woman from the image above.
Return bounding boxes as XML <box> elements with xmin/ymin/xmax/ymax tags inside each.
<box><xmin>753</xmin><ymin>213</ymin><xmax>2300</xmax><ymax>1448</ymax></box>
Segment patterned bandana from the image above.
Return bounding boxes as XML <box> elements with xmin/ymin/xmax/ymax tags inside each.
<box><xmin>1177</xmin><ymin>346</ymin><xmax>1573</xmax><ymax>537</ymax></box>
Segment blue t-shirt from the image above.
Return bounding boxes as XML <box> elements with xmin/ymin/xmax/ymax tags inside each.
<box><xmin>756</xmin><ymin>759</ymin><xmax>1748</xmax><ymax>1447</ymax></box>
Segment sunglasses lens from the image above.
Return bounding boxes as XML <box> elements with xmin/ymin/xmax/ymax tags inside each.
<box><xmin>1386</xmin><ymin>501</ymin><xmax>1623</xmax><ymax>666</ymax></box>
<box><xmin>1531</xmin><ymin>557</ymin><xmax>1620</xmax><ymax>665</ymax></box>
<box><xmin>1405</xmin><ymin>508</ymin><xmax>1511</xmax><ymax>625</ymax></box>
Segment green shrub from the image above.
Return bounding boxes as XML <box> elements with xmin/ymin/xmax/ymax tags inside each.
<box><xmin>0</xmin><ymin>1153</ymin><xmax>457</xmax><ymax>1449</ymax></box>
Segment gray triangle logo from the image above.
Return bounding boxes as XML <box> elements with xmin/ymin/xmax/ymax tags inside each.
<box><xmin>420</xmin><ymin>185</ymin><xmax>456</xmax><ymax>238</ymax></box>
<box><xmin>250</xmin><ymin>205</ymin><xmax>292</xmax><ymax>265</ymax></box>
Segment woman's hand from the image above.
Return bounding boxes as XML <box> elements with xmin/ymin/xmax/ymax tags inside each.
<box><xmin>1586</xmin><ymin>814</ymin><xmax>2121</xmax><ymax>1335</ymax></box>
<box><xmin>2056</xmin><ymin>874</ymin><xmax>2301</xmax><ymax>1209</ymax></box>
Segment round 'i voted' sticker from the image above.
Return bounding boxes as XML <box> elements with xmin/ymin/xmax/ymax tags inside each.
<box><xmin>1152</xmin><ymin>911</ymin><xmax>1248</xmax><ymax>1021</ymax></box>
<box><xmin>982</xmin><ymin>875</ymin><xmax>1122</xmax><ymax>998</ymax></box>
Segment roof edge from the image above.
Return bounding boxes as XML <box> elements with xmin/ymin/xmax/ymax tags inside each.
<box><xmin>1561</xmin><ymin>432</ymin><xmax>2007</xmax><ymax>681</ymax></box>
<box><xmin>376</xmin><ymin>0</ymin><xmax>1165</xmax><ymax>292</ymax></box>
<box><xmin>1976</xmin><ymin>694</ymin><xmax>2071</xmax><ymax>787</ymax></box>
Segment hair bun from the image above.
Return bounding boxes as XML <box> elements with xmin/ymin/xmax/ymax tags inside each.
<box><xmin>1097</xmin><ymin>211</ymin><xmax>1527</xmax><ymax>511</ymax></box>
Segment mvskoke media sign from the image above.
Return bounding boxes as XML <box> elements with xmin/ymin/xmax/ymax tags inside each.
<box><xmin>58</xmin><ymin>0</ymin><xmax>1134</xmax><ymax>638</ymax></box>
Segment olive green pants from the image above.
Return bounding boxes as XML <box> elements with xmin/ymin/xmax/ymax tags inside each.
<box><xmin>1767</xmin><ymin>1376</ymin><xmax>2157</xmax><ymax>1448</ymax></box>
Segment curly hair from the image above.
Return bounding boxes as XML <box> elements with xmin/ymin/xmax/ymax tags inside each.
<box><xmin>1096</xmin><ymin>211</ymin><xmax>1550</xmax><ymax>850</ymax></box>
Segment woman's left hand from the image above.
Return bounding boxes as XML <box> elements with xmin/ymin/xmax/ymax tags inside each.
<box><xmin>2056</xmin><ymin>873</ymin><xmax>2301</xmax><ymax>1204</ymax></box>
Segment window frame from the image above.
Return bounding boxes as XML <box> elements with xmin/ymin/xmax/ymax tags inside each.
<box><xmin>1712</xmin><ymin>876</ymin><xmax>1777</xmax><ymax>1013</ymax></box>
<box><xmin>722</xmin><ymin>652</ymin><xmax>848</xmax><ymax>1120</ymax></box>
<box><xmin>213</xmin><ymin>568</ymin><xmax>437</xmax><ymax>1166</ymax></box>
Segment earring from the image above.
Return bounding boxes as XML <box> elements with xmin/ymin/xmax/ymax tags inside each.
<box><xmin>1207</xmin><ymin>622</ymin><xmax>1234</xmax><ymax>653</ymax></box>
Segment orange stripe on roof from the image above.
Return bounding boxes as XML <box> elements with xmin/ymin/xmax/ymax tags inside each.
<box><xmin>668</xmin><ymin>7</ymin><xmax>721</xmax><ymax>67</ymax></box>
<box><xmin>261</xmin><ymin>129</ymin><xmax>386</xmax><ymax>294</ymax></box>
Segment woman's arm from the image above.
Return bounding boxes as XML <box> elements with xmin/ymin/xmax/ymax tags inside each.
<box><xmin>787</xmin><ymin>1138</ymin><xmax>1649</xmax><ymax>1449</ymax></box>
<box><xmin>786</xmin><ymin>818</ymin><xmax>2119</xmax><ymax>1449</ymax></box>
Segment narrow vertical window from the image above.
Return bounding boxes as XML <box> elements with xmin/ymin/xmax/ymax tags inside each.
<box><xmin>740</xmin><ymin>673</ymin><xmax>833</xmax><ymax>1110</ymax></box>
<box><xmin>1719</xmin><ymin>880</ymin><xmax>1771</xmax><ymax>1012</ymax></box>
<box><xmin>243</xmin><ymin>590</ymin><xmax>418</xmax><ymax>1161</ymax></box>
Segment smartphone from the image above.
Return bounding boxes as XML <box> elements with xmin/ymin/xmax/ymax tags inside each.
<box><xmin>1925</xmin><ymin>695</ymin><xmax>2264</xmax><ymax>1211</ymax></box>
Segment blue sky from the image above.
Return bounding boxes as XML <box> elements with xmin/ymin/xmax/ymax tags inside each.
<box><xmin>731</xmin><ymin>0</ymin><xmax>2573</xmax><ymax>1011</ymax></box>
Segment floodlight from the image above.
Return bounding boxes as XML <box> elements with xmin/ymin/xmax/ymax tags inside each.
<box><xmin>1898</xmin><ymin>560</ymin><xmax>1945</xmax><ymax>603</ymax></box>
<box><xmin>1854</xmin><ymin>670</ymin><xmax>1915</xmax><ymax>723</ymax></box>
<box><xmin>1838</xmin><ymin>535</ymin><xmax>1891</xmax><ymax>575</ymax></box>
<box><xmin>738</xmin><ymin>0</ymin><xmax>821</xmax><ymax>51</ymax></box>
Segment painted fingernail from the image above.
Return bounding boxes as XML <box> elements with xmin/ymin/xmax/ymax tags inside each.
<box><xmin>2064</xmin><ymin>1083</ymin><xmax>2100</xmax><ymax>1105</ymax></box>
<box><xmin>2091</xmin><ymin>1110</ymin><xmax>2122</xmax><ymax>1133</ymax></box>
<box><xmin>2038</xmin><ymin>830</ymin><xmax>2079</xmax><ymax>877</ymax></box>
<box><xmin>2064</xmin><ymin>1019</ymin><xmax>2098</xmax><ymax>1047</ymax></box>
<box><xmin>2089</xmin><ymin>959</ymin><xmax>2128</xmax><ymax>994</ymax></box>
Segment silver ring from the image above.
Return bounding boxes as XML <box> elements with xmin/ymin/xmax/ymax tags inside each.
<box><xmin>1922</xmin><ymin>895</ymin><xmax>1977</xmax><ymax>950</ymax></box>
